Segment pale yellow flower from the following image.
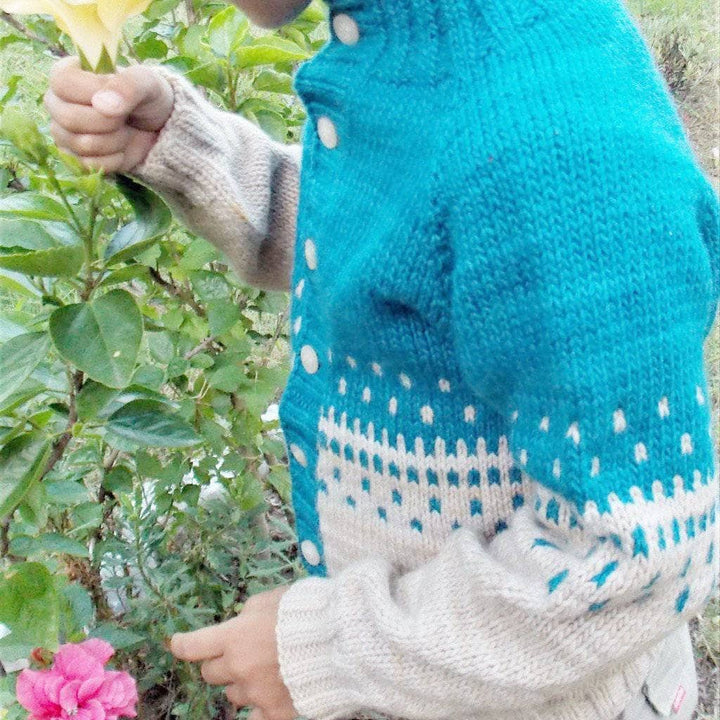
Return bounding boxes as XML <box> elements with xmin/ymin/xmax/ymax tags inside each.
<box><xmin>0</xmin><ymin>0</ymin><xmax>152</xmax><ymax>70</ymax></box>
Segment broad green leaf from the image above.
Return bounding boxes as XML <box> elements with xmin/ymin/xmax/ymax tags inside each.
<box><xmin>0</xmin><ymin>218</ymin><xmax>56</xmax><ymax>251</ymax></box>
<box><xmin>105</xmin><ymin>176</ymin><xmax>172</xmax><ymax>263</ymax></box>
<box><xmin>0</xmin><ymin>315</ymin><xmax>29</xmax><ymax>342</ymax></box>
<box><xmin>253</xmin><ymin>70</ymin><xmax>294</xmax><ymax>94</ymax></box>
<box><xmin>98</xmin><ymin>264</ymin><xmax>151</xmax><ymax>288</ymax></box>
<box><xmin>0</xmin><ymin>243</ymin><xmax>85</xmax><ymax>277</ymax></box>
<box><xmin>34</xmin><ymin>533</ymin><xmax>88</xmax><ymax>557</ymax></box>
<box><xmin>0</xmin><ymin>331</ymin><xmax>50</xmax><ymax>404</ymax></box>
<box><xmin>106</xmin><ymin>399</ymin><xmax>201</xmax><ymax>447</ymax></box>
<box><xmin>49</xmin><ymin>289</ymin><xmax>143</xmax><ymax>389</ymax></box>
<box><xmin>46</xmin><ymin>479</ymin><xmax>90</xmax><ymax>505</ymax></box>
<box><xmin>234</xmin><ymin>37</ymin><xmax>310</xmax><ymax>68</ymax></box>
<box><xmin>0</xmin><ymin>433</ymin><xmax>52</xmax><ymax>521</ymax></box>
<box><xmin>207</xmin><ymin>5</ymin><xmax>249</xmax><ymax>57</ymax></box>
<box><xmin>0</xmin><ymin>268</ymin><xmax>41</xmax><ymax>298</ymax></box>
<box><xmin>0</xmin><ymin>563</ymin><xmax>59</xmax><ymax>660</ymax></box>
<box><xmin>0</xmin><ymin>193</ymin><xmax>69</xmax><ymax>222</ymax></box>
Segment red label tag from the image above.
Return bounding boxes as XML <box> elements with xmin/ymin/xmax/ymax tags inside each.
<box><xmin>672</xmin><ymin>685</ymin><xmax>686</xmax><ymax>714</ymax></box>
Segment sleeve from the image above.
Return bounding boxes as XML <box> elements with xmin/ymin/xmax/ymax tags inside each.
<box><xmin>273</xmin><ymin>123</ymin><xmax>720</xmax><ymax>719</ymax></box>
<box><xmin>127</xmin><ymin>65</ymin><xmax>301</xmax><ymax>291</ymax></box>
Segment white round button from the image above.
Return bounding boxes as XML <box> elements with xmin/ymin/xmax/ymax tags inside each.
<box><xmin>304</xmin><ymin>238</ymin><xmax>317</xmax><ymax>270</ymax></box>
<box><xmin>332</xmin><ymin>13</ymin><xmax>360</xmax><ymax>45</ymax></box>
<box><xmin>289</xmin><ymin>443</ymin><xmax>307</xmax><ymax>467</ymax></box>
<box><xmin>317</xmin><ymin>116</ymin><xmax>338</xmax><ymax>149</ymax></box>
<box><xmin>300</xmin><ymin>539</ymin><xmax>321</xmax><ymax>566</ymax></box>
<box><xmin>300</xmin><ymin>345</ymin><xmax>319</xmax><ymax>374</ymax></box>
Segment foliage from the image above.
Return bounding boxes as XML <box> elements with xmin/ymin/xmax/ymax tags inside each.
<box><xmin>0</xmin><ymin>0</ymin><xmax>329</xmax><ymax>716</ymax></box>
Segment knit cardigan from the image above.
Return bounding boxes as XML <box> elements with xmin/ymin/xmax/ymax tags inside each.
<box><xmin>129</xmin><ymin>0</ymin><xmax>720</xmax><ymax>718</ymax></box>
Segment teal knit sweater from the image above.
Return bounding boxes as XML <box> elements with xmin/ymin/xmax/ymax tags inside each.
<box><xmin>132</xmin><ymin>0</ymin><xmax>720</xmax><ymax>717</ymax></box>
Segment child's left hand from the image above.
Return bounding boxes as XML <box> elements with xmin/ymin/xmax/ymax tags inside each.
<box><xmin>169</xmin><ymin>585</ymin><xmax>298</xmax><ymax>720</ymax></box>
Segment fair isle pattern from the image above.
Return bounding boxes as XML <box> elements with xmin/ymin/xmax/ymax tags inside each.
<box><xmin>315</xmin><ymin>407</ymin><xmax>532</xmax><ymax>573</ymax></box>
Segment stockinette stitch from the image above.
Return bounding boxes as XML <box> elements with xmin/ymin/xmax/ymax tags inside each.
<box><xmin>130</xmin><ymin>0</ymin><xmax>720</xmax><ymax>718</ymax></box>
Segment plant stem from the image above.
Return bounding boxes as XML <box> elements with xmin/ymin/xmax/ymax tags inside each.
<box><xmin>0</xmin><ymin>12</ymin><xmax>68</xmax><ymax>57</ymax></box>
<box><xmin>40</xmin><ymin>159</ymin><xmax>87</xmax><ymax>239</ymax></box>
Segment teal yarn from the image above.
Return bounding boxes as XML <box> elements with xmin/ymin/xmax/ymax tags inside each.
<box><xmin>278</xmin><ymin>0</ymin><xmax>719</xmax><ymax>581</ymax></box>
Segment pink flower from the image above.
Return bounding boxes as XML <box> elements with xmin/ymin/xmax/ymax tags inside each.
<box><xmin>16</xmin><ymin>639</ymin><xmax>138</xmax><ymax>720</ymax></box>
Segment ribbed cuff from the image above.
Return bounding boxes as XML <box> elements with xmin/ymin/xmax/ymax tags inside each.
<box><xmin>127</xmin><ymin>65</ymin><xmax>229</xmax><ymax>193</ymax></box>
<box><xmin>276</xmin><ymin>577</ymin><xmax>360</xmax><ymax>720</ymax></box>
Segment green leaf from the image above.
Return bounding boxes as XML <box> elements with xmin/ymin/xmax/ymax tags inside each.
<box><xmin>90</xmin><ymin>623</ymin><xmax>145</xmax><ymax>649</ymax></box>
<box><xmin>253</xmin><ymin>70</ymin><xmax>294</xmax><ymax>94</ymax></box>
<box><xmin>0</xmin><ymin>106</ymin><xmax>49</xmax><ymax>163</ymax></box>
<box><xmin>105</xmin><ymin>176</ymin><xmax>172</xmax><ymax>263</ymax></box>
<box><xmin>106</xmin><ymin>399</ymin><xmax>201</xmax><ymax>447</ymax></box>
<box><xmin>0</xmin><ymin>332</ymin><xmax>50</xmax><ymax>404</ymax></box>
<box><xmin>0</xmin><ymin>193</ymin><xmax>69</xmax><ymax>221</ymax></box>
<box><xmin>103</xmin><ymin>465</ymin><xmax>134</xmax><ymax>494</ymax></box>
<box><xmin>34</xmin><ymin>533</ymin><xmax>88</xmax><ymax>557</ymax></box>
<box><xmin>49</xmin><ymin>289</ymin><xmax>143</xmax><ymax>389</ymax></box>
<box><xmin>0</xmin><ymin>243</ymin><xmax>85</xmax><ymax>277</ymax></box>
<box><xmin>207</xmin><ymin>5</ymin><xmax>249</xmax><ymax>57</ymax></box>
<box><xmin>0</xmin><ymin>433</ymin><xmax>52</xmax><ymax>521</ymax></box>
<box><xmin>234</xmin><ymin>37</ymin><xmax>310</xmax><ymax>68</ymax></box>
<box><xmin>0</xmin><ymin>218</ymin><xmax>57</xmax><ymax>251</ymax></box>
<box><xmin>0</xmin><ymin>562</ymin><xmax>59</xmax><ymax>660</ymax></box>
<box><xmin>207</xmin><ymin>299</ymin><xmax>241</xmax><ymax>336</ymax></box>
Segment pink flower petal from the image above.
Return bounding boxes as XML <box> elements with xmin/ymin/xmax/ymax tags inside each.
<box><xmin>98</xmin><ymin>671</ymin><xmax>138</xmax><ymax>717</ymax></box>
<box><xmin>78</xmin><ymin>674</ymin><xmax>105</xmax><ymax>703</ymax></box>
<box><xmin>76</xmin><ymin>698</ymin><xmax>107</xmax><ymax>720</ymax></box>
<box><xmin>53</xmin><ymin>644</ymin><xmax>104</xmax><ymax>681</ymax></box>
<box><xmin>77</xmin><ymin>639</ymin><xmax>114</xmax><ymax>665</ymax></box>
<box><xmin>59</xmin><ymin>679</ymin><xmax>81</xmax><ymax>712</ymax></box>
<box><xmin>16</xmin><ymin>669</ymin><xmax>62</xmax><ymax>717</ymax></box>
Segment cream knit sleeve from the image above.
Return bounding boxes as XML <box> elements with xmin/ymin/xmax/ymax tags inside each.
<box><xmin>127</xmin><ymin>66</ymin><xmax>301</xmax><ymax>291</ymax></box>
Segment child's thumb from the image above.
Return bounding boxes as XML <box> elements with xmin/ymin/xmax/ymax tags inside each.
<box><xmin>91</xmin><ymin>66</ymin><xmax>173</xmax><ymax>132</ymax></box>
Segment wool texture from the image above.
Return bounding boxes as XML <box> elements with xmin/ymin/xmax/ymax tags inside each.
<box><xmin>130</xmin><ymin>0</ymin><xmax>720</xmax><ymax>718</ymax></box>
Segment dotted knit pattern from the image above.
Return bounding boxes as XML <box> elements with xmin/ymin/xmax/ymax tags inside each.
<box><xmin>130</xmin><ymin>0</ymin><xmax>720</xmax><ymax>718</ymax></box>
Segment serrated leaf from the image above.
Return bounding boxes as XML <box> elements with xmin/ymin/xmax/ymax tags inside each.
<box><xmin>0</xmin><ymin>193</ymin><xmax>69</xmax><ymax>221</ymax></box>
<box><xmin>0</xmin><ymin>244</ymin><xmax>84</xmax><ymax>277</ymax></box>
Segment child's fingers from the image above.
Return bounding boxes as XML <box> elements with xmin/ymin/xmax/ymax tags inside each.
<box><xmin>200</xmin><ymin>657</ymin><xmax>234</xmax><ymax>685</ymax></box>
<box><xmin>49</xmin><ymin>122</ymin><xmax>131</xmax><ymax>158</ymax></box>
<box><xmin>44</xmin><ymin>91</ymin><xmax>124</xmax><ymax>134</ymax></box>
<box><xmin>170</xmin><ymin>626</ymin><xmax>225</xmax><ymax>662</ymax></box>
<box><xmin>49</xmin><ymin>56</ymin><xmax>107</xmax><ymax>105</ymax></box>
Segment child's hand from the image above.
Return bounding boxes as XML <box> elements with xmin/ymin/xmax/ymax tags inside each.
<box><xmin>43</xmin><ymin>56</ymin><xmax>174</xmax><ymax>174</ymax></box>
<box><xmin>169</xmin><ymin>585</ymin><xmax>297</xmax><ymax>720</ymax></box>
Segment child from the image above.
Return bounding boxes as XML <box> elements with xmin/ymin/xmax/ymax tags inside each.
<box><xmin>45</xmin><ymin>0</ymin><xmax>720</xmax><ymax>719</ymax></box>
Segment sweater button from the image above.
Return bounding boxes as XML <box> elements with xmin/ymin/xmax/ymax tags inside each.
<box><xmin>300</xmin><ymin>345</ymin><xmax>319</xmax><ymax>374</ymax></box>
<box><xmin>304</xmin><ymin>238</ymin><xmax>317</xmax><ymax>270</ymax></box>
<box><xmin>289</xmin><ymin>443</ymin><xmax>307</xmax><ymax>467</ymax></box>
<box><xmin>300</xmin><ymin>539</ymin><xmax>321</xmax><ymax>566</ymax></box>
<box><xmin>332</xmin><ymin>13</ymin><xmax>360</xmax><ymax>45</ymax></box>
<box><xmin>317</xmin><ymin>116</ymin><xmax>338</xmax><ymax>149</ymax></box>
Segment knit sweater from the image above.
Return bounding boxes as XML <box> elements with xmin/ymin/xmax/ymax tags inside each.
<box><xmin>129</xmin><ymin>0</ymin><xmax>720</xmax><ymax>718</ymax></box>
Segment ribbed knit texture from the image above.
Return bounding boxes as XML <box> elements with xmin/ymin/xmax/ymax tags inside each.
<box><xmin>131</xmin><ymin>0</ymin><xmax>720</xmax><ymax>718</ymax></box>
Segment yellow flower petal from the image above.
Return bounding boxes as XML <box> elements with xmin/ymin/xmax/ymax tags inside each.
<box><xmin>43</xmin><ymin>0</ymin><xmax>117</xmax><ymax>68</ymax></box>
<box><xmin>0</xmin><ymin>0</ymin><xmax>52</xmax><ymax>13</ymax></box>
<box><xmin>96</xmin><ymin>0</ymin><xmax>151</xmax><ymax>36</ymax></box>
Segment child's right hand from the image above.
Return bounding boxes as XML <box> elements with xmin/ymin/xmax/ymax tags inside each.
<box><xmin>44</xmin><ymin>56</ymin><xmax>175</xmax><ymax>174</ymax></box>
